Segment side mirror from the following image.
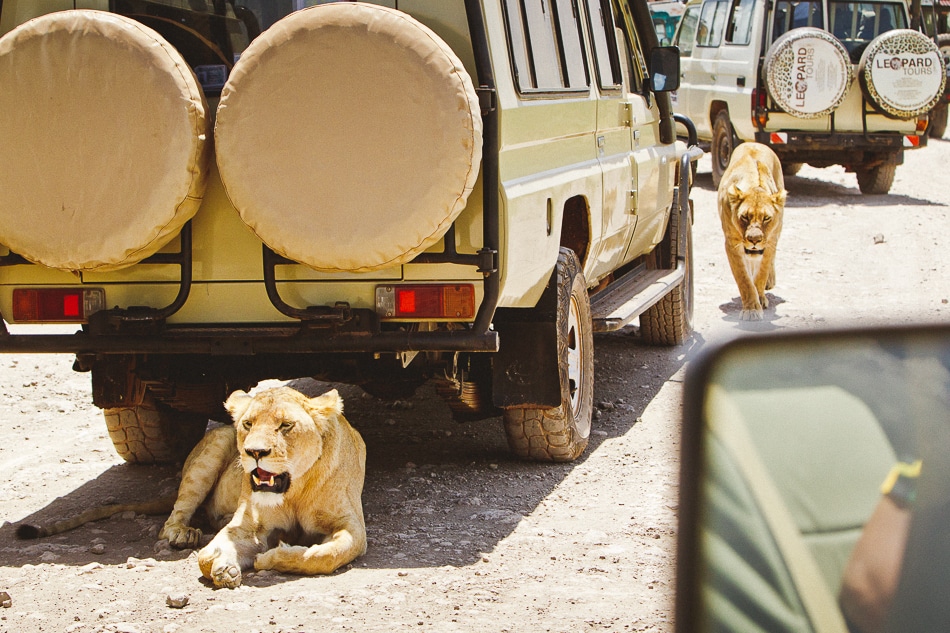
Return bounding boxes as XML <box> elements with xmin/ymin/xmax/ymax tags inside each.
<box><xmin>677</xmin><ymin>326</ymin><xmax>950</xmax><ymax>633</ymax></box>
<box><xmin>650</xmin><ymin>46</ymin><xmax>680</xmax><ymax>92</ymax></box>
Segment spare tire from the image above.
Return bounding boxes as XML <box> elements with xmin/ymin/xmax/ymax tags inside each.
<box><xmin>214</xmin><ymin>4</ymin><xmax>482</xmax><ymax>273</ymax></box>
<box><xmin>764</xmin><ymin>27</ymin><xmax>853</xmax><ymax>119</ymax></box>
<box><xmin>859</xmin><ymin>29</ymin><xmax>946</xmax><ymax>120</ymax></box>
<box><xmin>0</xmin><ymin>10</ymin><xmax>210</xmax><ymax>272</ymax></box>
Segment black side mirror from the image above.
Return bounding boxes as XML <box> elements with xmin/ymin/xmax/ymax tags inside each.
<box><xmin>650</xmin><ymin>46</ymin><xmax>680</xmax><ymax>92</ymax></box>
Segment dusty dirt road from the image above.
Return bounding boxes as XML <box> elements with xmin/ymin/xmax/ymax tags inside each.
<box><xmin>1</xmin><ymin>139</ymin><xmax>949</xmax><ymax>633</ymax></box>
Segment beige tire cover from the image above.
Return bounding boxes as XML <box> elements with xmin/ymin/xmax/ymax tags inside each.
<box><xmin>0</xmin><ymin>10</ymin><xmax>210</xmax><ymax>272</ymax></box>
<box><xmin>859</xmin><ymin>29</ymin><xmax>946</xmax><ymax>119</ymax></box>
<box><xmin>214</xmin><ymin>4</ymin><xmax>482</xmax><ymax>273</ymax></box>
<box><xmin>764</xmin><ymin>27</ymin><xmax>853</xmax><ymax>119</ymax></box>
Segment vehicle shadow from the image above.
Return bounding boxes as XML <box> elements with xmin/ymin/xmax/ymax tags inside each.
<box><xmin>0</xmin><ymin>333</ymin><xmax>691</xmax><ymax>574</ymax></box>
<box><xmin>692</xmin><ymin>164</ymin><xmax>942</xmax><ymax>207</ymax></box>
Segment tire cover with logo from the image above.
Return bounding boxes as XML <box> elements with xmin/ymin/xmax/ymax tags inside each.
<box><xmin>859</xmin><ymin>29</ymin><xmax>946</xmax><ymax>119</ymax></box>
<box><xmin>0</xmin><ymin>10</ymin><xmax>210</xmax><ymax>272</ymax></box>
<box><xmin>764</xmin><ymin>27</ymin><xmax>853</xmax><ymax>119</ymax></box>
<box><xmin>214</xmin><ymin>4</ymin><xmax>482</xmax><ymax>273</ymax></box>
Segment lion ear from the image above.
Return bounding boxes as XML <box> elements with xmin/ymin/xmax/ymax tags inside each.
<box><xmin>310</xmin><ymin>388</ymin><xmax>344</xmax><ymax>417</ymax></box>
<box><xmin>727</xmin><ymin>184</ymin><xmax>743</xmax><ymax>203</ymax></box>
<box><xmin>773</xmin><ymin>189</ymin><xmax>787</xmax><ymax>206</ymax></box>
<box><xmin>225</xmin><ymin>390</ymin><xmax>254</xmax><ymax>422</ymax></box>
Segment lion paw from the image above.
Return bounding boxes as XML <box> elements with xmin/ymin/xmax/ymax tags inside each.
<box><xmin>740</xmin><ymin>308</ymin><xmax>764</xmax><ymax>321</ymax></box>
<box><xmin>211</xmin><ymin>563</ymin><xmax>243</xmax><ymax>589</ymax></box>
<box><xmin>160</xmin><ymin>524</ymin><xmax>203</xmax><ymax>550</ymax></box>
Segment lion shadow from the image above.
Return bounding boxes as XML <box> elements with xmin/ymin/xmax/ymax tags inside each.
<box><xmin>0</xmin><ymin>332</ymin><xmax>693</xmax><ymax>575</ymax></box>
<box><xmin>718</xmin><ymin>293</ymin><xmax>787</xmax><ymax>332</ymax></box>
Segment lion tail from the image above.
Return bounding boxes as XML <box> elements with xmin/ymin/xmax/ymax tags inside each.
<box><xmin>15</xmin><ymin>495</ymin><xmax>177</xmax><ymax>540</ymax></box>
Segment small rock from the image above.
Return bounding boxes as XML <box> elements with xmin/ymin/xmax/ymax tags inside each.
<box><xmin>592</xmin><ymin>430</ymin><xmax>609</xmax><ymax>437</ymax></box>
<box><xmin>873</xmin><ymin>233</ymin><xmax>885</xmax><ymax>244</ymax></box>
<box><xmin>598</xmin><ymin>401</ymin><xmax>615</xmax><ymax>411</ymax></box>
<box><xmin>79</xmin><ymin>562</ymin><xmax>103</xmax><ymax>574</ymax></box>
<box><xmin>0</xmin><ymin>591</ymin><xmax>11</xmax><ymax>608</ymax></box>
<box><xmin>166</xmin><ymin>593</ymin><xmax>190</xmax><ymax>609</ymax></box>
<box><xmin>89</xmin><ymin>543</ymin><xmax>105</xmax><ymax>555</ymax></box>
<box><xmin>405</xmin><ymin>462</ymin><xmax>417</xmax><ymax>470</ymax></box>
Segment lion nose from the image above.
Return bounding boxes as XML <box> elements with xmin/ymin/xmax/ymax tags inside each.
<box><xmin>747</xmin><ymin>227</ymin><xmax>764</xmax><ymax>244</ymax></box>
<box><xmin>245</xmin><ymin>447</ymin><xmax>271</xmax><ymax>461</ymax></box>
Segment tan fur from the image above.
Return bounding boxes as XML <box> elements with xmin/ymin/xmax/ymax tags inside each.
<box><xmin>717</xmin><ymin>143</ymin><xmax>786</xmax><ymax>321</ymax></box>
<box><xmin>157</xmin><ymin>386</ymin><xmax>366</xmax><ymax>588</ymax></box>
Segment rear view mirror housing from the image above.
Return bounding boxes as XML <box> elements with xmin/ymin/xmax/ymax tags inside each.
<box><xmin>678</xmin><ymin>325</ymin><xmax>950</xmax><ymax>633</ymax></box>
<box><xmin>650</xmin><ymin>46</ymin><xmax>680</xmax><ymax>92</ymax></box>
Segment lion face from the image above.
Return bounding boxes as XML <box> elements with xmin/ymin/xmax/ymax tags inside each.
<box><xmin>728</xmin><ymin>184</ymin><xmax>785</xmax><ymax>255</ymax></box>
<box><xmin>225</xmin><ymin>387</ymin><xmax>344</xmax><ymax>500</ymax></box>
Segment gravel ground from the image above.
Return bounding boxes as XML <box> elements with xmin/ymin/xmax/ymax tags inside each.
<box><xmin>0</xmin><ymin>139</ymin><xmax>948</xmax><ymax>633</ymax></box>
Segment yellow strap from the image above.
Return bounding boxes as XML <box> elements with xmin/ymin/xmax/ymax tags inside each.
<box><xmin>880</xmin><ymin>460</ymin><xmax>922</xmax><ymax>495</ymax></box>
<box><xmin>707</xmin><ymin>385</ymin><xmax>849</xmax><ymax>633</ymax></box>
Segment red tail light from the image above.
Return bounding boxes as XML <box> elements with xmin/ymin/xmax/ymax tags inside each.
<box><xmin>376</xmin><ymin>284</ymin><xmax>475</xmax><ymax>320</ymax></box>
<box><xmin>12</xmin><ymin>288</ymin><xmax>105</xmax><ymax>323</ymax></box>
<box><xmin>752</xmin><ymin>89</ymin><xmax>769</xmax><ymax>128</ymax></box>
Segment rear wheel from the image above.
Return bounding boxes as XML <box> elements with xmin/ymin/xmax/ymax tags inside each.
<box><xmin>929</xmin><ymin>102</ymin><xmax>948</xmax><ymax>139</ymax></box>
<box><xmin>502</xmin><ymin>249</ymin><xmax>594</xmax><ymax>462</ymax></box>
<box><xmin>782</xmin><ymin>162</ymin><xmax>803</xmax><ymax>177</ymax></box>
<box><xmin>104</xmin><ymin>394</ymin><xmax>208</xmax><ymax>464</ymax></box>
<box><xmin>856</xmin><ymin>163</ymin><xmax>896</xmax><ymax>195</ymax></box>
<box><xmin>640</xmin><ymin>196</ymin><xmax>694</xmax><ymax>346</ymax></box>
<box><xmin>711</xmin><ymin>111</ymin><xmax>736</xmax><ymax>189</ymax></box>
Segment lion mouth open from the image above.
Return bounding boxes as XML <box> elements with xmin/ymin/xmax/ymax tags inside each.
<box><xmin>251</xmin><ymin>468</ymin><xmax>291</xmax><ymax>494</ymax></box>
<box><xmin>744</xmin><ymin>247</ymin><xmax>764</xmax><ymax>255</ymax></box>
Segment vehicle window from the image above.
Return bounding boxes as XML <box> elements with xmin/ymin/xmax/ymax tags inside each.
<box><xmin>674</xmin><ymin>6</ymin><xmax>701</xmax><ymax>55</ymax></box>
<box><xmin>504</xmin><ymin>0</ymin><xmax>591</xmax><ymax>92</ymax></box>
<box><xmin>585</xmin><ymin>0</ymin><xmax>624</xmax><ymax>89</ymax></box>
<box><xmin>828</xmin><ymin>2</ymin><xmax>907</xmax><ymax>57</ymax></box>
<box><xmin>725</xmin><ymin>0</ymin><xmax>756</xmax><ymax>45</ymax></box>
<box><xmin>111</xmin><ymin>1</ymin><xmax>330</xmax><ymax>66</ymax></box>
<box><xmin>697</xmin><ymin>0</ymin><xmax>729</xmax><ymax>47</ymax></box>
<box><xmin>772</xmin><ymin>1</ymin><xmax>823</xmax><ymax>40</ymax></box>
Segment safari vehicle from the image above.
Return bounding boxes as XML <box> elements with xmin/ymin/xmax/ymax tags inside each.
<box><xmin>677</xmin><ymin>325</ymin><xmax>950</xmax><ymax>632</ymax></box>
<box><xmin>671</xmin><ymin>0</ymin><xmax>945</xmax><ymax>193</ymax></box>
<box><xmin>0</xmin><ymin>1</ymin><xmax>701</xmax><ymax>464</ymax></box>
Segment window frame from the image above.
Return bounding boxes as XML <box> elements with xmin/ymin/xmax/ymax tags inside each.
<box><xmin>502</xmin><ymin>0</ymin><xmax>592</xmax><ymax>96</ymax></box>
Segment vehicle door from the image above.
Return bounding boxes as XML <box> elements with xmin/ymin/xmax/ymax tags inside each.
<box><xmin>583</xmin><ymin>0</ymin><xmax>637</xmax><ymax>277</ymax></box>
<box><xmin>671</xmin><ymin>1</ymin><xmax>703</xmax><ymax>127</ymax></box>
<box><xmin>614</xmin><ymin>0</ymin><xmax>679</xmax><ymax>259</ymax></box>
<box><xmin>683</xmin><ymin>0</ymin><xmax>732</xmax><ymax>139</ymax></box>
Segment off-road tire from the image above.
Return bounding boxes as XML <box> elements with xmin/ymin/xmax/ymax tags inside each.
<box><xmin>782</xmin><ymin>162</ymin><xmax>803</xmax><ymax>177</ymax></box>
<box><xmin>640</xmin><ymin>196</ymin><xmax>694</xmax><ymax>346</ymax></box>
<box><xmin>929</xmin><ymin>102</ymin><xmax>948</xmax><ymax>139</ymax></box>
<box><xmin>856</xmin><ymin>163</ymin><xmax>896</xmax><ymax>195</ymax></box>
<box><xmin>503</xmin><ymin>249</ymin><xmax>594</xmax><ymax>462</ymax></box>
<box><xmin>711</xmin><ymin>111</ymin><xmax>736</xmax><ymax>189</ymax></box>
<box><xmin>104</xmin><ymin>394</ymin><xmax>208</xmax><ymax>464</ymax></box>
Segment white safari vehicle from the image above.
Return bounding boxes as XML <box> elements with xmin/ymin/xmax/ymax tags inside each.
<box><xmin>672</xmin><ymin>0</ymin><xmax>945</xmax><ymax>193</ymax></box>
<box><xmin>0</xmin><ymin>0</ymin><xmax>700</xmax><ymax>463</ymax></box>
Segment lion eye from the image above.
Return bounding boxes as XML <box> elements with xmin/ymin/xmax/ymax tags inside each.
<box><xmin>279</xmin><ymin>421</ymin><xmax>295</xmax><ymax>432</ymax></box>
<box><xmin>763</xmin><ymin>216</ymin><xmax>772</xmax><ymax>224</ymax></box>
<box><xmin>242</xmin><ymin>420</ymin><xmax>252</xmax><ymax>431</ymax></box>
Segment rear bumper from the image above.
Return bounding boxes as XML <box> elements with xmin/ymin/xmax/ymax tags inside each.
<box><xmin>754</xmin><ymin>131</ymin><xmax>925</xmax><ymax>164</ymax></box>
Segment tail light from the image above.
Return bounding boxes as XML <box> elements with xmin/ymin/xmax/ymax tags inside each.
<box><xmin>917</xmin><ymin>115</ymin><xmax>929</xmax><ymax>133</ymax></box>
<box><xmin>752</xmin><ymin>88</ymin><xmax>769</xmax><ymax>128</ymax></box>
<box><xmin>376</xmin><ymin>284</ymin><xmax>475</xmax><ymax>320</ymax></box>
<box><xmin>12</xmin><ymin>288</ymin><xmax>105</xmax><ymax>323</ymax></box>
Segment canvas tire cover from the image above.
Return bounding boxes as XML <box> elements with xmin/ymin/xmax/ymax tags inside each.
<box><xmin>859</xmin><ymin>29</ymin><xmax>945</xmax><ymax>119</ymax></box>
<box><xmin>0</xmin><ymin>10</ymin><xmax>210</xmax><ymax>272</ymax></box>
<box><xmin>764</xmin><ymin>27</ymin><xmax>853</xmax><ymax>119</ymax></box>
<box><xmin>214</xmin><ymin>4</ymin><xmax>482</xmax><ymax>273</ymax></box>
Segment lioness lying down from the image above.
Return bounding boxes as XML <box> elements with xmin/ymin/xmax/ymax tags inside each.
<box><xmin>17</xmin><ymin>387</ymin><xmax>367</xmax><ymax>589</ymax></box>
<box><xmin>718</xmin><ymin>142</ymin><xmax>786</xmax><ymax>321</ymax></box>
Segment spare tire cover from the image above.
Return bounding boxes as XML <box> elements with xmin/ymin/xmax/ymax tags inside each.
<box><xmin>859</xmin><ymin>29</ymin><xmax>946</xmax><ymax>119</ymax></box>
<box><xmin>214</xmin><ymin>4</ymin><xmax>482</xmax><ymax>273</ymax></box>
<box><xmin>764</xmin><ymin>27</ymin><xmax>853</xmax><ymax>118</ymax></box>
<box><xmin>0</xmin><ymin>10</ymin><xmax>210</xmax><ymax>272</ymax></box>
